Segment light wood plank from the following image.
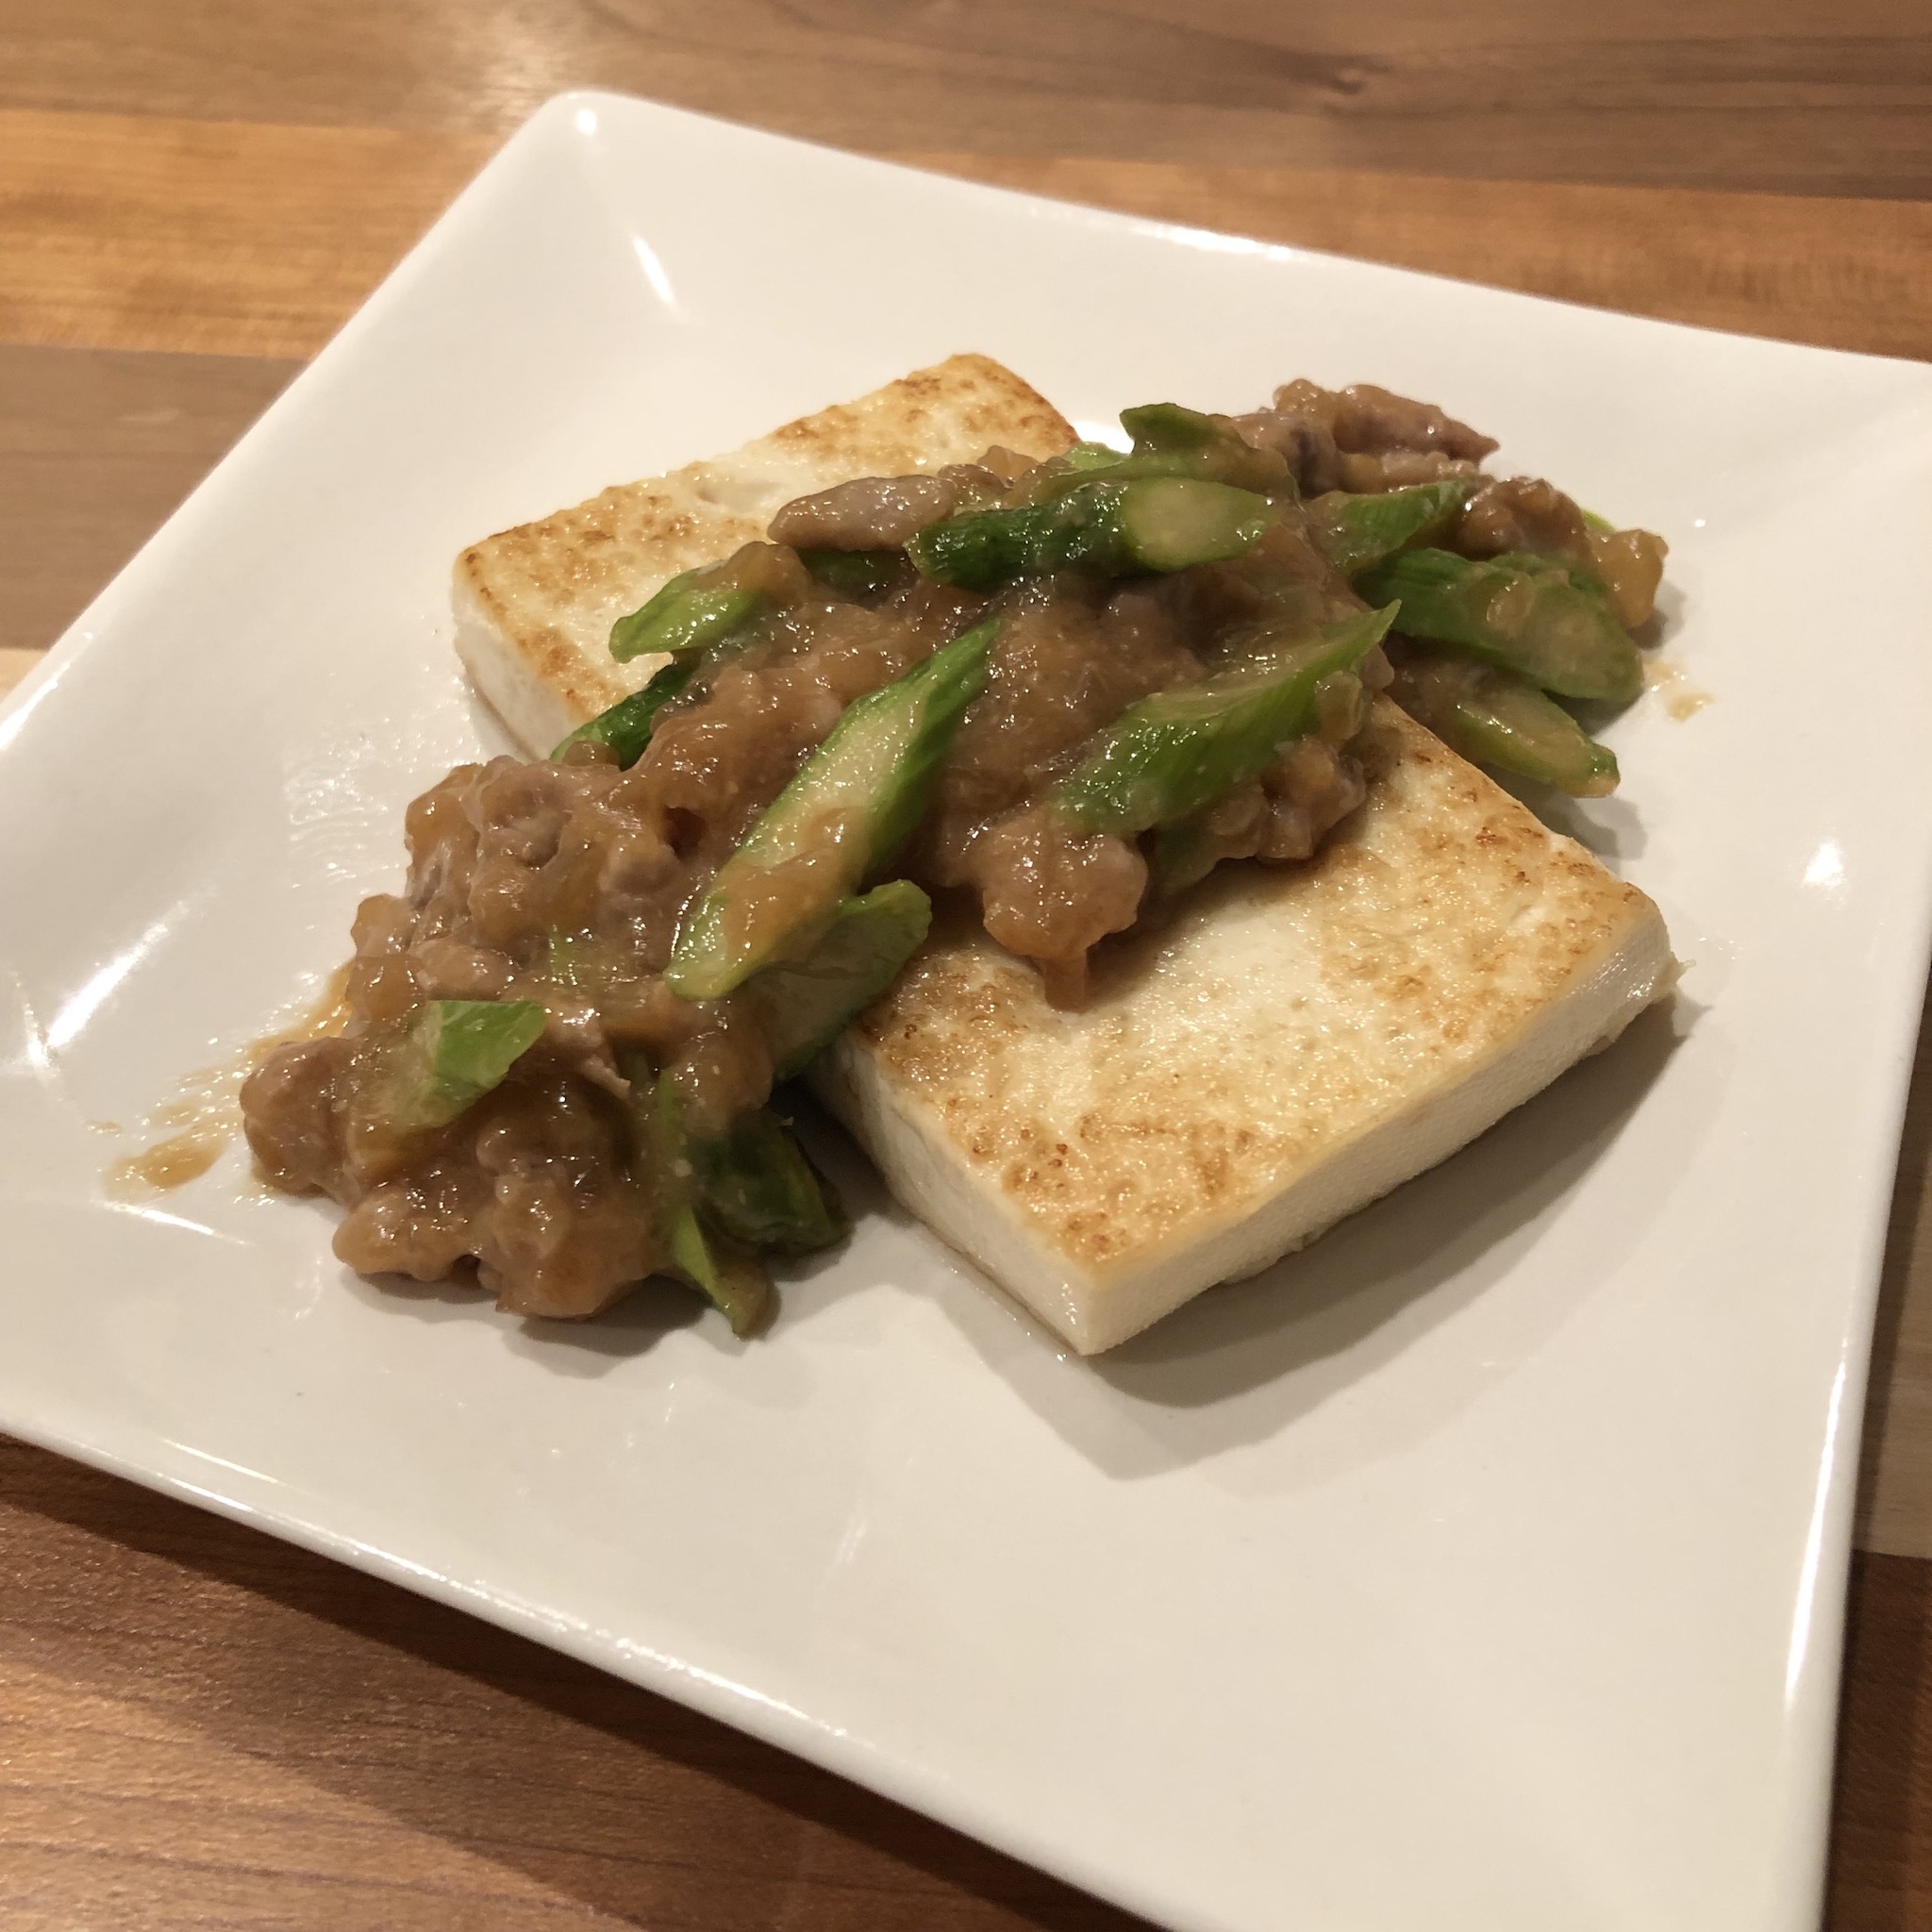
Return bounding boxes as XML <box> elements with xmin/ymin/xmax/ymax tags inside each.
<box><xmin>5</xmin><ymin>1429</ymin><xmax>1925</xmax><ymax>1929</ymax></box>
<box><xmin>0</xmin><ymin>342</ymin><xmax>297</xmax><ymax>651</ymax></box>
<box><xmin>0</xmin><ymin>648</ymin><xmax>39</xmax><ymax>700</ymax></box>
<box><xmin>0</xmin><ymin>111</ymin><xmax>491</xmax><ymax>358</ymax></box>
<box><xmin>0</xmin><ymin>1436</ymin><xmax>1147</xmax><ymax>1931</ymax></box>
<box><xmin>907</xmin><ymin>153</ymin><xmax>1932</xmax><ymax>367</ymax></box>
<box><xmin>3</xmin><ymin>1</ymin><xmax>1929</xmax><ymax>197</ymax></box>
<box><xmin>4</xmin><ymin>112</ymin><xmax>1930</xmax><ymax>364</ymax></box>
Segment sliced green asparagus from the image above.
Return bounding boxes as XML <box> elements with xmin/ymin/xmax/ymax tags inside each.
<box><xmin>1024</xmin><ymin>409</ymin><xmax>1286</xmax><ymax>504</ymax></box>
<box><xmin>745</xmin><ymin>877</ymin><xmax>934</xmax><ymax>1078</ymax></box>
<box><xmin>1111</xmin><ymin>404</ymin><xmax>1291</xmax><ymax>494</ymax></box>
<box><xmin>690</xmin><ymin>1108</ymin><xmax>847</xmax><ymax>1255</ymax></box>
<box><xmin>1388</xmin><ymin>649</ymin><xmax>1620</xmax><ymax>797</ymax></box>
<box><xmin>1058</xmin><ymin>440</ymin><xmax>1127</xmax><ymax>471</ymax></box>
<box><xmin>666</xmin><ymin>1207</ymin><xmax>771</xmax><ymax>1338</ymax></box>
<box><xmin>390</xmin><ymin>1000</ymin><xmax>546</xmax><ymax>1129</ymax></box>
<box><xmin>347</xmin><ymin>998</ymin><xmax>548</xmax><ymax>1180</ymax></box>
<box><xmin>1053</xmin><ymin>605</ymin><xmax>1397</xmax><ymax>837</ymax></box>
<box><xmin>799</xmin><ymin>548</ymin><xmax>903</xmax><ymax>596</ymax></box>
<box><xmin>1355</xmin><ymin>547</ymin><xmax>1642</xmax><ymax>705</ymax></box>
<box><xmin>553</xmin><ymin>658</ymin><xmax>695</xmax><ymax>764</ymax></box>
<box><xmin>609</xmin><ymin>567</ymin><xmax>766</xmax><ymax>663</ymax></box>
<box><xmin>665</xmin><ymin>621</ymin><xmax>996</xmax><ymax>1001</ymax></box>
<box><xmin>1147</xmin><ymin>811</ymin><xmax>1221</xmax><ymax>897</ymax></box>
<box><xmin>908</xmin><ymin>477</ymin><xmax>1274</xmax><ymax>591</ymax></box>
<box><xmin>1307</xmin><ymin>480</ymin><xmax>1474</xmax><ymax>576</ymax></box>
<box><xmin>639</xmin><ymin>1073</ymin><xmax>772</xmax><ymax>1337</ymax></box>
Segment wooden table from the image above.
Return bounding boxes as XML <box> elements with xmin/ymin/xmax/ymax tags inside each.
<box><xmin>4</xmin><ymin>7</ymin><xmax>1930</xmax><ymax>1925</ymax></box>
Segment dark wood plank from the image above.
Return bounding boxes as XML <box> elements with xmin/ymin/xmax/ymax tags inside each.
<box><xmin>1831</xmin><ymin>1552</ymin><xmax>1932</xmax><ymax>1928</ymax></box>
<box><xmin>1859</xmin><ymin>973</ymin><xmax>1932</xmax><ymax>1559</ymax></box>
<box><xmin>0</xmin><ymin>1433</ymin><xmax>1154</xmax><ymax>1932</ymax></box>
<box><xmin>1</xmin><ymin>0</ymin><xmax>1927</xmax><ymax>197</ymax></box>
<box><xmin>0</xmin><ymin>342</ymin><xmax>296</xmax><ymax>651</ymax></box>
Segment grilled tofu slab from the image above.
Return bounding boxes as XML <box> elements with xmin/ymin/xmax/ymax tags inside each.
<box><xmin>453</xmin><ymin>354</ymin><xmax>1074</xmax><ymax>754</ymax></box>
<box><xmin>814</xmin><ymin>698</ymin><xmax>1670</xmax><ymax>1352</ymax></box>
<box><xmin>451</xmin><ymin>358</ymin><xmax>1674</xmax><ymax>1351</ymax></box>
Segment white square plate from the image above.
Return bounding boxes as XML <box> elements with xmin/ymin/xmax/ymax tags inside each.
<box><xmin>5</xmin><ymin>93</ymin><xmax>1931</xmax><ymax>1932</ymax></box>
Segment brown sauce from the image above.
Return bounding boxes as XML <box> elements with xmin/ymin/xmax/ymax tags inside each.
<box><xmin>1642</xmin><ymin>653</ymin><xmax>1713</xmax><ymax>720</ymax></box>
<box><xmin>116</xmin><ymin>1129</ymin><xmax>225</xmax><ymax>1191</ymax></box>
<box><xmin>108</xmin><ymin>967</ymin><xmax>353</xmax><ymax>1196</ymax></box>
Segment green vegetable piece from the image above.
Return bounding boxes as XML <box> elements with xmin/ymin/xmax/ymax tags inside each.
<box><xmin>397</xmin><ymin>999</ymin><xmax>547</xmax><ymax>1129</ymax></box>
<box><xmin>552</xmin><ymin>658</ymin><xmax>695</xmax><ymax>765</ymax></box>
<box><xmin>1120</xmin><ymin>403</ymin><xmax>1292</xmax><ymax>494</ymax></box>
<box><xmin>343</xmin><ymin>998</ymin><xmax>547</xmax><ymax>1183</ymax></box>
<box><xmin>1053</xmin><ymin>605</ymin><xmax>1397</xmax><ymax>837</ymax></box>
<box><xmin>799</xmin><ymin>548</ymin><xmax>903</xmax><ymax>596</ymax></box>
<box><xmin>1026</xmin><ymin>407</ymin><xmax>1289</xmax><ymax>502</ymax></box>
<box><xmin>1059</xmin><ymin>440</ymin><xmax>1127</xmax><ymax>471</ymax></box>
<box><xmin>908</xmin><ymin>477</ymin><xmax>1274</xmax><ymax>591</ymax></box>
<box><xmin>609</xmin><ymin>568</ymin><xmax>765</xmax><ymax>663</ymax></box>
<box><xmin>665</xmin><ymin>621</ymin><xmax>996</xmax><ymax>1001</ymax></box>
<box><xmin>1148</xmin><ymin>812</ymin><xmax>1219</xmax><ymax>897</ymax></box>
<box><xmin>666</xmin><ymin>1208</ymin><xmax>771</xmax><ymax>1338</ymax></box>
<box><xmin>691</xmin><ymin>1108</ymin><xmax>847</xmax><ymax>1256</ymax></box>
<box><xmin>1355</xmin><ymin>547</ymin><xmax>1642</xmax><ymax>705</ymax></box>
<box><xmin>1307</xmin><ymin>480</ymin><xmax>1474</xmax><ymax>576</ymax></box>
<box><xmin>643</xmin><ymin>1074</ymin><xmax>773</xmax><ymax>1338</ymax></box>
<box><xmin>746</xmin><ymin>878</ymin><xmax>934</xmax><ymax>1078</ymax></box>
<box><xmin>1389</xmin><ymin>649</ymin><xmax>1620</xmax><ymax>797</ymax></box>
<box><xmin>1118</xmin><ymin>401</ymin><xmax>1224</xmax><ymax>453</ymax></box>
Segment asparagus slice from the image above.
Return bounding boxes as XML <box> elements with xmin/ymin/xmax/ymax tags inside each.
<box><xmin>553</xmin><ymin>658</ymin><xmax>695</xmax><ymax>765</ymax></box>
<box><xmin>1023</xmin><ymin>408</ymin><xmax>1287</xmax><ymax>506</ymax></box>
<box><xmin>609</xmin><ymin>567</ymin><xmax>767</xmax><ymax>663</ymax></box>
<box><xmin>746</xmin><ymin>878</ymin><xmax>934</xmax><ymax>1078</ymax></box>
<box><xmin>799</xmin><ymin>548</ymin><xmax>903</xmax><ymax>596</ymax></box>
<box><xmin>1388</xmin><ymin>649</ymin><xmax>1620</xmax><ymax>797</ymax></box>
<box><xmin>386</xmin><ymin>1000</ymin><xmax>545</xmax><ymax>1129</ymax></box>
<box><xmin>908</xmin><ymin>478</ymin><xmax>1274</xmax><ymax>591</ymax></box>
<box><xmin>346</xmin><ymin>999</ymin><xmax>547</xmax><ymax>1180</ymax></box>
<box><xmin>1118</xmin><ymin>401</ymin><xmax>1224</xmax><ymax>452</ymax></box>
<box><xmin>1307</xmin><ymin>480</ymin><xmax>1474</xmax><ymax>576</ymax></box>
<box><xmin>665</xmin><ymin>1208</ymin><xmax>771</xmax><ymax>1338</ymax></box>
<box><xmin>690</xmin><ymin>1108</ymin><xmax>847</xmax><ymax>1256</ymax></box>
<box><xmin>1148</xmin><ymin>812</ymin><xmax>1220</xmax><ymax>897</ymax></box>
<box><xmin>1356</xmin><ymin>547</ymin><xmax>1641</xmax><ymax>704</ymax></box>
<box><xmin>1112</xmin><ymin>404</ymin><xmax>1291</xmax><ymax>493</ymax></box>
<box><xmin>665</xmin><ymin>621</ymin><xmax>996</xmax><ymax>1001</ymax></box>
<box><xmin>1052</xmin><ymin>606</ymin><xmax>1397</xmax><ymax>838</ymax></box>
<box><xmin>638</xmin><ymin>1072</ymin><xmax>772</xmax><ymax>1337</ymax></box>
<box><xmin>1059</xmin><ymin>440</ymin><xmax>1127</xmax><ymax>471</ymax></box>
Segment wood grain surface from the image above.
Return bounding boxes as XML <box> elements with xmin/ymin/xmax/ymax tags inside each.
<box><xmin>0</xmin><ymin>342</ymin><xmax>295</xmax><ymax>649</ymax></box>
<box><xmin>6</xmin><ymin>111</ymin><xmax>1931</xmax><ymax>363</ymax></box>
<box><xmin>3</xmin><ymin>0</ymin><xmax>1928</xmax><ymax>195</ymax></box>
<box><xmin>3</xmin><ymin>4</ymin><xmax>1930</xmax><ymax>1926</ymax></box>
<box><xmin>4</xmin><ymin>1428</ymin><xmax>1929</xmax><ymax>1931</ymax></box>
<box><xmin>0</xmin><ymin>1437</ymin><xmax>1153</xmax><ymax>1932</ymax></box>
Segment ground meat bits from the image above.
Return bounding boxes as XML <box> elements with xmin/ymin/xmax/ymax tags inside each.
<box><xmin>1235</xmin><ymin>379</ymin><xmax>1498</xmax><ymax>495</ymax></box>
<box><xmin>1457</xmin><ymin>476</ymin><xmax>1666</xmax><ymax>627</ymax></box>
<box><xmin>767</xmin><ymin>466</ymin><xmax>1004</xmax><ymax>550</ymax></box>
